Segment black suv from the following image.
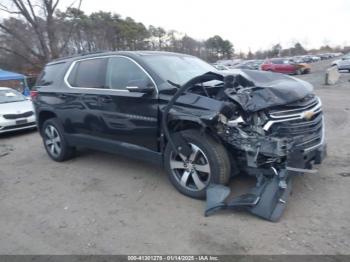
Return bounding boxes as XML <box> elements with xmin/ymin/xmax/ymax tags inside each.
<box><xmin>33</xmin><ymin>51</ymin><xmax>326</xmax><ymax>219</ymax></box>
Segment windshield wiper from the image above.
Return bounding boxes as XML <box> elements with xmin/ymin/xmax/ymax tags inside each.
<box><xmin>167</xmin><ymin>80</ymin><xmax>181</xmax><ymax>88</ymax></box>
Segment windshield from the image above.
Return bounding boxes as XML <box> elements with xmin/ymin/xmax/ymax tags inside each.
<box><xmin>0</xmin><ymin>89</ymin><xmax>26</xmax><ymax>104</ymax></box>
<box><xmin>143</xmin><ymin>55</ymin><xmax>217</xmax><ymax>85</ymax></box>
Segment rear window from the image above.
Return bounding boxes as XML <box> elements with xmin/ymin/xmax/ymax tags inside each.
<box><xmin>36</xmin><ymin>62</ymin><xmax>66</xmax><ymax>86</ymax></box>
<box><xmin>67</xmin><ymin>58</ymin><xmax>108</xmax><ymax>88</ymax></box>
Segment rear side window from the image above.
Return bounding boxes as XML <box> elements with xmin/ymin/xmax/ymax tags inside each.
<box><xmin>272</xmin><ymin>59</ymin><xmax>283</xmax><ymax>64</ymax></box>
<box><xmin>36</xmin><ymin>62</ymin><xmax>66</xmax><ymax>86</ymax></box>
<box><xmin>67</xmin><ymin>58</ymin><xmax>108</xmax><ymax>88</ymax></box>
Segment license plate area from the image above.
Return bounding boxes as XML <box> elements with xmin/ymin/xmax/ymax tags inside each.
<box><xmin>16</xmin><ymin>119</ymin><xmax>28</xmax><ymax>125</ymax></box>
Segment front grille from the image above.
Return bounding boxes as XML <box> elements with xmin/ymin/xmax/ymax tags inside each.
<box><xmin>3</xmin><ymin>111</ymin><xmax>34</xmax><ymax>119</ymax></box>
<box><xmin>268</xmin><ymin>95</ymin><xmax>319</xmax><ymax>118</ymax></box>
<box><xmin>265</xmin><ymin>96</ymin><xmax>324</xmax><ymax>151</ymax></box>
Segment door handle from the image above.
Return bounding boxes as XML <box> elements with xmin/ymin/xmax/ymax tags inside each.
<box><xmin>99</xmin><ymin>96</ymin><xmax>113</xmax><ymax>103</ymax></box>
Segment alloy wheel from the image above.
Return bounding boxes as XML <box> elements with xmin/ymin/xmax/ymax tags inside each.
<box><xmin>44</xmin><ymin>125</ymin><xmax>62</xmax><ymax>158</ymax></box>
<box><xmin>170</xmin><ymin>143</ymin><xmax>211</xmax><ymax>191</ymax></box>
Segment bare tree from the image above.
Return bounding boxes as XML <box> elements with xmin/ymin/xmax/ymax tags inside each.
<box><xmin>0</xmin><ymin>4</ymin><xmax>238</xmax><ymax>72</ymax></box>
<box><xmin>0</xmin><ymin>0</ymin><xmax>81</xmax><ymax>66</ymax></box>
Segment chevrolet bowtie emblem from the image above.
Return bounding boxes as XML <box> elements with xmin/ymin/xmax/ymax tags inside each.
<box><xmin>303</xmin><ymin>111</ymin><xmax>315</xmax><ymax>121</ymax></box>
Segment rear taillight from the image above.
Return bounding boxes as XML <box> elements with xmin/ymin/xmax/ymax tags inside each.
<box><xmin>30</xmin><ymin>90</ymin><xmax>38</xmax><ymax>100</ymax></box>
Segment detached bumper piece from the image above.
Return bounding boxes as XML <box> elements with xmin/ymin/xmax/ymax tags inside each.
<box><xmin>205</xmin><ymin>168</ymin><xmax>293</xmax><ymax>222</ymax></box>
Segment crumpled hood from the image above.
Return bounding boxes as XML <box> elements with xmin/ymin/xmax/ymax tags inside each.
<box><xmin>221</xmin><ymin>69</ymin><xmax>314</xmax><ymax>112</ymax></box>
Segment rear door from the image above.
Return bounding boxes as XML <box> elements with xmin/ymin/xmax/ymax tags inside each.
<box><xmin>282</xmin><ymin>59</ymin><xmax>295</xmax><ymax>74</ymax></box>
<box><xmin>273</xmin><ymin>59</ymin><xmax>285</xmax><ymax>73</ymax></box>
<box><xmin>65</xmin><ymin>57</ymin><xmax>110</xmax><ymax>137</ymax></box>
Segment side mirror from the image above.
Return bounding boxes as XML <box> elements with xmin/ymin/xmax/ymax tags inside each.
<box><xmin>126</xmin><ymin>79</ymin><xmax>155</xmax><ymax>94</ymax></box>
<box><xmin>160</xmin><ymin>86</ymin><xmax>178</xmax><ymax>95</ymax></box>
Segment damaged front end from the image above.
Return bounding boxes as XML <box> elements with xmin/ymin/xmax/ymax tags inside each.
<box><xmin>208</xmin><ymin>114</ymin><xmax>297</xmax><ymax>222</ymax></box>
<box><xmin>163</xmin><ymin>70</ymin><xmax>326</xmax><ymax>222</ymax></box>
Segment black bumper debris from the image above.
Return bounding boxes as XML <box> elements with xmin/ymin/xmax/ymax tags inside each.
<box><xmin>205</xmin><ymin>173</ymin><xmax>292</xmax><ymax>222</ymax></box>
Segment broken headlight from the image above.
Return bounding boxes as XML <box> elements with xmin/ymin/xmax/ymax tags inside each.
<box><xmin>227</xmin><ymin>116</ymin><xmax>245</xmax><ymax>127</ymax></box>
<box><xmin>218</xmin><ymin>112</ymin><xmax>246</xmax><ymax>127</ymax></box>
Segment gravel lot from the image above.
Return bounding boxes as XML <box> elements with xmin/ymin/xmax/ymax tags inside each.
<box><xmin>0</xmin><ymin>59</ymin><xmax>349</xmax><ymax>255</ymax></box>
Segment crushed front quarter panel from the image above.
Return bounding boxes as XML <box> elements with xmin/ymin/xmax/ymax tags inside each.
<box><xmin>161</xmin><ymin>71</ymin><xmax>325</xmax><ymax>221</ymax></box>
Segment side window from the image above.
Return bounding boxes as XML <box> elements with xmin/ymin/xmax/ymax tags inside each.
<box><xmin>36</xmin><ymin>62</ymin><xmax>66</xmax><ymax>86</ymax></box>
<box><xmin>68</xmin><ymin>58</ymin><xmax>108</xmax><ymax>88</ymax></box>
<box><xmin>106</xmin><ymin>57</ymin><xmax>152</xmax><ymax>90</ymax></box>
<box><xmin>272</xmin><ymin>59</ymin><xmax>282</xmax><ymax>64</ymax></box>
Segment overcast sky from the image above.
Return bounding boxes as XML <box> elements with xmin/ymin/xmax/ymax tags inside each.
<box><xmin>60</xmin><ymin>0</ymin><xmax>349</xmax><ymax>52</ymax></box>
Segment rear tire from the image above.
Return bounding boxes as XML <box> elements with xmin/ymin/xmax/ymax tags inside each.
<box><xmin>164</xmin><ymin>129</ymin><xmax>231</xmax><ymax>199</ymax></box>
<box><xmin>41</xmin><ymin>118</ymin><xmax>75</xmax><ymax>162</ymax></box>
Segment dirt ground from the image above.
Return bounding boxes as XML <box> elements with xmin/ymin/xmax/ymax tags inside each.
<box><xmin>0</xmin><ymin>59</ymin><xmax>349</xmax><ymax>255</ymax></box>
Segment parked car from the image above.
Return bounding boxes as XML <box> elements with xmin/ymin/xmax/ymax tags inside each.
<box><xmin>290</xmin><ymin>56</ymin><xmax>305</xmax><ymax>64</ymax></box>
<box><xmin>300</xmin><ymin>55</ymin><xmax>321</xmax><ymax>63</ymax></box>
<box><xmin>318</xmin><ymin>53</ymin><xmax>335</xmax><ymax>60</ymax></box>
<box><xmin>33</xmin><ymin>51</ymin><xmax>326</xmax><ymax>221</ymax></box>
<box><xmin>261</xmin><ymin>58</ymin><xmax>310</xmax><ymax>74</ymax></box>
<box><xmin>0</xmin><ymin>87</ymin><xmax>36</xmax><ymax>134</ymax></box>
<box><xmin>216</xmin><ymin>59</ymin><xmax>243</xmax><ymax>68</ymax></box>
<box><xmin>310</xmin><ymin>55</ymin><xmax>321</xmax><ymax>62</ymax></box>
<box><xmin>300</xmin><ymin>55</ymin><xmax>313</xmax><ymax>63</ymax></box>
<box><xmin>233</xmin><ymin>60</ymin><xmax>263</xmax><ymax>70</ymax></box>
<box><xmin>212</xmin><ymin>63</ymin><xmax>229</xmax><ymax>71</ymax></box>
<box><xmin>336</xmin><ymin>60</ymin><xmax>350</xmax><ymax>72</ymax></box>
<box><xmin>332</xmin><ymin>54</ymin><xmax>350</xmax><ymax>72</ymax></box>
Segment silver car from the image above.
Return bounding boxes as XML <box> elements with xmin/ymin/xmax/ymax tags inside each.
<box><xmin>0</xmin><ymin>87</ymin><xmax>36</xmax><ymax>134</ymax></box>
<box><xmin>332</xmin><ymin>54</ymin><xmax>350</xmax><ymax>72</ymax></box>
<box><xmin>337</xmin><ymin>59</ymin><xmax>350</xmax><ymax>72</ymax></box>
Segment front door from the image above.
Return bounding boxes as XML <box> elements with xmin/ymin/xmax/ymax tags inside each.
<box><xmin>98</xmin><ymin>56</ymin><xmax>159</xmax><ymax>152</ymax></box>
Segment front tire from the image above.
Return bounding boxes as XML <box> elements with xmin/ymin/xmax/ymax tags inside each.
<box><xmin>164</xmin><ymin>130</ymin><xmax>231</xmax><ymax>199</ymax></box>
<box><xmin>41</xmin><ymin>118</ymin><xmax>75</xmax><ymax>162</ymax></box>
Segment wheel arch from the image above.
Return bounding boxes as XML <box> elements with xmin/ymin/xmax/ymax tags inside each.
<box><xmin>168</xmin><ymin>119</ymin><xmax>203</xmax><ymax>133</ymax></box>
<box><xmin>38</xmin><ymin>110</ymin><xmax>57</xmax><ymax>134</ymax></box>
<box><xmin>165</xmin><ymin>118</ymin><xmax>223</xmax><ymax>149</ymax></box>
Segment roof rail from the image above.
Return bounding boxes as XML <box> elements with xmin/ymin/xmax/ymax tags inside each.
<box><xmin>80</xmin><ymin>50</ymin><xmax>109</xmax><ymax>56</ymax></box>
<box><xmin>49</xmin><ymin>50</ymin><xmax>110</xmax><ymax>63</ymax></box>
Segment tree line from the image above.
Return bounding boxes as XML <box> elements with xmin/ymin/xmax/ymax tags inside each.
<box><xmin>0</xmin><ymin>0</ymin><xmax>233</xmax><ymax>73</ymax></box>
<box><xmin>0</xmin><ymin>0</ymin><xmax>349</xmax><ymax>74</ymax></box>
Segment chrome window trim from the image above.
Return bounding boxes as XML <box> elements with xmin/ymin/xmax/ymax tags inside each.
<box><xmin>63</xmin><ymin>55</ymin><xmax>158</xmax><ymax>95</ymax></box>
